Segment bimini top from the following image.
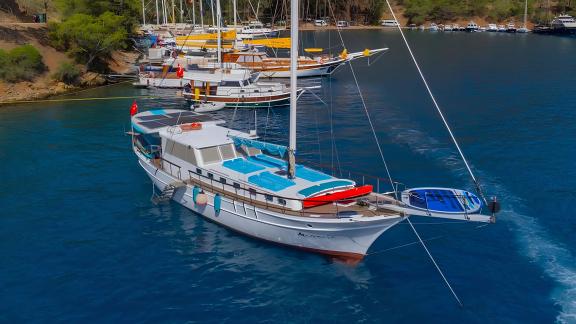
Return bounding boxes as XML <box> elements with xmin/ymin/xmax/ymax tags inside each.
<box><xmin>183</xmin><ymin>68</ymin><xmax>257</xmax><ymax>83</ymax></box>
<box><xmin>131</xmin><ymin>109</ymin><xmax>222</xmax><ymax>134</ymax></box>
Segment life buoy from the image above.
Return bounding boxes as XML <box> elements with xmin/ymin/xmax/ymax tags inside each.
<box><xmin>180</xmin><ymin>122</ymin><xmax>202</xmax><ymax>131</ymax></box>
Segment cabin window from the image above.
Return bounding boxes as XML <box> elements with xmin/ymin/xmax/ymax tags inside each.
<box><xmin>233</xmin><ymin>182</ymin><xmax>241</xmax><ymax>189</ymax></box>
<box><xmin>220</xmin><ymin>177</ymin><xmax>227</xmax><ymax>184</ymax></box>
<box><xmin>208</xmin><ymin>172</ymin><xmax>214</xmax><ymax>179</ymax></box>
<box><xmin>278</xmin><ymin>198</ymin><xmax>287</xmax><ymax>206</ymax></box>
<box><xmin>249</xmin><ymin>188</ymin><xmax>257</xmax><ymax>195</ymax></box>
<box><xmin>220</xmin><ymin>81</ymin><xmax>241</xmax><ymax>87</ymax></box>
<box><xmin>200</xmin><ymin>146</ymin><xmax>221</xmax><ymax>164</ymax></box>
<box><xmin>219</xmin><ymin>144</ymin><xmax>235</xmax><ymax>160</ymax></box>
<box><xmin>165</xmin><ymin>140</ymin><xmax>197</xmax><ymax>165</ymax></box>
<box><xmin>265</xmin><ymin>194</ymin><xmax>273</xmax><ymax>202</ymax></box>
<box><xmin>196</xmin><ymin>168</ymin><xmax>202</xmax><ymax>175</ymax></box>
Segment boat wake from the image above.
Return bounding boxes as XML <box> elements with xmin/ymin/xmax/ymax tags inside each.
<box><xmin>381</xmin><ymin>115</ymin><xmax>576</xmax><ymax>323</ymax></box>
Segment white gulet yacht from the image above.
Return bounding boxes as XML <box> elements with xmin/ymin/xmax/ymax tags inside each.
<box><xmin>131</xmin><ymin>0</ymin><xmax>497</xmax><ymax>262</ymax></box>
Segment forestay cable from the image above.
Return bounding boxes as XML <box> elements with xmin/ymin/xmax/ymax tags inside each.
<box><xmin>326</xmin><ymin>0</ymin><xmax>396</xmax><ymax>195</ymax></box>
<box><xmin>383</xmin><ymin>0</ymin><xmax>485</xmax><ymax>200</ymax></box>
<box><xmin>407</xmin><ymin>218</ymin><xmax>464</xmax><ymax>307</ymax></box>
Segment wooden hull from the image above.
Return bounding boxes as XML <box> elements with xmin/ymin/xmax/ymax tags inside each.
<box><xmin>184</xmin><ymin>92</ymin><xmax>291</xmax><ymax>108</ymax></box>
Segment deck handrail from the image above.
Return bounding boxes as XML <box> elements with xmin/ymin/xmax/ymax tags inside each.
<box><xmin>153</xmin><ymin>156</ymin><xmax>388</xmax><ymax>217</ymax></box>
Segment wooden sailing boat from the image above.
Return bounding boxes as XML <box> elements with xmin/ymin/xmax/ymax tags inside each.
<box><xmin>518</xmin><ymin>0</ymin><xmax>530</xmax><ymax>33</ymax></box>
<box><xmin>222</xmin><ymin>48</ymin><xmax>388</xmax><ymax>78</ymax></box>
<box><xmin>131</xmin><ymin>0</ymin><xmax>498</xmax><ymax>262</ymax></box>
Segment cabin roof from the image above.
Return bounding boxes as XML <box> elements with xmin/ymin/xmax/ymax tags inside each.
<box><xmin>183</xmin><ymin>68</ymin><xmax>254</xmax><ymax>82</ymax></box>
<box><xmin>131</xmin><ymin>109</ymin><xmax>222</xmax><ymax>134</ymax></box>
<box><xmin>159</xmin><ymin>123</ymin><xmax>255</xmax><ymax>149</ymax></box>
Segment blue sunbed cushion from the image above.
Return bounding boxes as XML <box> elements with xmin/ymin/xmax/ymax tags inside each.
<box><xmin>248</xmin><ymin>171</ymin><xmax>295</xmax><ymax>192</ymax></box>
<box><xmin>295</xmin><ymin>166</ymin><xmax>332</xmax><ymax>182</ymax></box>
<box><xmin>249</xmin><ymin>155</ymin><xmax>332</xmax><ymax>183</ymax></box>
<box><xmin>408</xmin><ymin>189</ymin><xmax>465</xmax><ymax>212</ymax></box>
<box><xmin>247</xmin><ymin>154</ymin><xmax>287</xmax><ymax>169</ymax></box>
<box><xmin>298</xmin><ymin>180</ymin><xmax>355</xmax><ymax>197</ymax></box>
<box><xmin>222</xmin><ymin>158</ymin><xmax>265</xmax><ymax>174</ymax></box>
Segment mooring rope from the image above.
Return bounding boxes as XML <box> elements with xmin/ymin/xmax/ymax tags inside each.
<box><xmin>0</xmin><ymin>95</ymin><xmax>156</xmax><ymax>105</ymax></box>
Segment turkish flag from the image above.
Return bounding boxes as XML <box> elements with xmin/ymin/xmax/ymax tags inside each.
<box><xmin>130</xmin><ymin>100</ymin><xmax>138</xmax><ymax>116</ymax></box>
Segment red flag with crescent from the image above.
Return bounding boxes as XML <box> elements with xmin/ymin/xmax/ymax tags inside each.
<box><xmin>176</xmin><ymin>64</ymin><xmax>184</xmax><ymax>78</ymax></box>
<box><xmin>130</xmin><ymin>100</ymin><xmax>138</xmax><ymax>116</ymax></box>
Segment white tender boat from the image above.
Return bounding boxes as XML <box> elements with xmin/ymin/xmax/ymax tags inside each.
<box><xmin>191</xmin><ymin>102</ymin><xmax>226</xmax><ymax>112</ymax></box>
<box><xmin>487</xmin><ymin>24</ymin><xmax>498</xmax><ymax>32</ymax></box>
<box><xmin>236</xmin><ymin>21</ymin><xmax>282</xmax><ymax>39</ymax></box>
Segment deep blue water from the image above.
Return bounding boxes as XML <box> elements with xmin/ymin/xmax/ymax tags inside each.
<box><xmin>1</xmin><ymin>31</ymin><xmax>575</xmax><ymax>323</ymax></box>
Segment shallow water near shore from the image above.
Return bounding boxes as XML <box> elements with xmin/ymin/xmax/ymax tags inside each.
<box><xmin>1</xmin><ymin>31</ymin><xmax>575</xmax><ymax>322</ymax></box>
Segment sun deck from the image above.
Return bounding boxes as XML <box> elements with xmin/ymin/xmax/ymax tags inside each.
<box><xmin>147</xmin><ymin>117</ymin><xmax>402</xmax><ymax>217</ymax></box>
<box><xmin>206</xmin><ymin>153</ymin><xmax>356</xmax><ymax>200</ymax></box>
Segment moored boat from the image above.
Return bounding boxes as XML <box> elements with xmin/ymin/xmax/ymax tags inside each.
<box><xmin>487</xmin><ymin>23</ymin><xmax>498</xmax><ymax>32</ymax></box>
<box><xmin>181</xmin><ymin>68</ymin><xmax>295</xmax><ymax>108</ymax></box>
<box><xmin>466</xmin><ymin>21</ymin><xmax>479</xmax><ymax>32</ymax></box>
<box><xmin>221</xmin><ymin>48</ymin><xmax>388</xmax><ymax>78</ymax></box>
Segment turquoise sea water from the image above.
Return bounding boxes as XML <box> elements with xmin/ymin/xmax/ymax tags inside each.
<box><xmin>1</xmin><ymin>31</ymin><xmax>575</xmax><ymax>322</ymax></box>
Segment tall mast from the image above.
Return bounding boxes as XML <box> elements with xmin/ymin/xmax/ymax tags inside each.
<box><xmin>216</xmin><ymin>0</ymin><xmax>222</xmax><ymax>66</ymax></box>
<box><xmin>156</xmin><ymin>0</ymin><xmax>160</xmax><ymax>24</ymax></box>
<box><xmin>233</xmin><ymin>0</ymin><xmax>237</xmax><ymax>27</ymax></box>
<box><xmin>192</xmin><ymin>0</ymin><xmax>196</xmax><ymax>25</ymax></box>
<box><xmin>172</xmin><ymin>0</ymin><xmax>176</xmax><ymax>24</ymax></box>
<box><xmin>180</xmin><ymin>0</ymin><xmax>183</xmax><ymax>23</ymax></box>
<box><xmin>210</xmin><ymin>0</ymin><xmax>215</xmax><ymax>26</ymax></box>
<box><xmin>142</xmin><ymin>0</ymin><xmax>146</xmax><ymax>25</ymax></box>
<box><xmin>199</xmin><ymin>0</ymin><xmax>204</xmax><ymax>28</ymax></box>
<box><xmin>524</xmin><ymin>0</ymin><xmax>528</xmax><ymax>28</ymax></box>
<box><xmin>288</xmin><ymin>0</ymin><xmax>298</xmax><ymax>179</ymax></box>
<box><xmin>162</xmin><ymin>0</ymin><xmax>167</xmax><ymax>24</ymax></box>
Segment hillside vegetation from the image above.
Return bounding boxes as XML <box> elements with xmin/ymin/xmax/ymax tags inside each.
<box><xmin>396</xmin><ymin>0</ymin><xmax>576</xmax><ymax>25</ymax></box>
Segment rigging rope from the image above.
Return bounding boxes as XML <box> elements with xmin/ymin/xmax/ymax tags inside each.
<box><xmin>407</xmin><ymin>218</ymin><xmax>464</xmax><ymax>306</ymax></box>
<box><xmin>326</xmin><ymin>0</ymin><xmax>396</xmax><ymax>195</ymax></box>
<box><xmin>383</xmin><ymin>0</ymin><xmax>485</xmax><ymax>201</ymax></box>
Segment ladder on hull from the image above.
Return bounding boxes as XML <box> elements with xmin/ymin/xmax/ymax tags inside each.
<box><xmin>151</xmin><ymin>181</ymin><xmax>186</xmax><ymax>204</ymax></box>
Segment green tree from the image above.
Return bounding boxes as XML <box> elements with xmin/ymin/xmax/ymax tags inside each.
<box><xmin>49</xmin><ymin>12</ymin><xmax>127</xmax><ymax>71</ymax></box>
<box><xmin>0</xmin><ymin>45</ymin><xmax>46</xmax><ymax>82</ymax></box>
<box><xmin>52</xmin><ymin>61</ymin><xmax>81</xmax><ymax>85</ymax></box>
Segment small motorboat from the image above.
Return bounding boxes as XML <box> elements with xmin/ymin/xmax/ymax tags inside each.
<box><xmin>466</xmin><ymin>21</ymin><xmax>479</xmax><ymax>32</ymax></box>
<box><xmin>498</xmin><ymin>24</ymin><xmax>507</xmax><ymax>32</ymax></box>
<box><xmin>191</xmin><ymin>102</ymin><xmax>226</xmax><ymax>113</ymax></box>
<box><xmin>487</xmin><ymin>23</ymin><xmax>498</xmax><ymax>32</ymax></box>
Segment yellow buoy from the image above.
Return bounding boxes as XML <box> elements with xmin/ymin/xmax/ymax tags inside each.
<box><xmin>340</xmin><ymin>49</ymin><xmax>348</xmax><ymax>59</ymax></box>
<box><xmin>363</xmin><ymin>48</ymin><xmax>371</xmax><ymax>57</ymax></box>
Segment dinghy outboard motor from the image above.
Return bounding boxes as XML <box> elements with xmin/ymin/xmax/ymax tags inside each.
<box><xmin>487</xmin><ymin>196</ymin><xmax>500</xmax><ymax>223</ymax></box>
